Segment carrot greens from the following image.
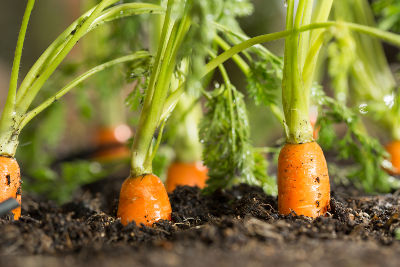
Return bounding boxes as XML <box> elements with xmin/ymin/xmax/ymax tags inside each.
<box><xmin>373</xmin><ymin>0</ymin><xmax>400</xmax><ymax>32</ymax></box>
<box><xmin>0</xmin><ymin>0</ymin><xmax>164</xmax><ymax>157</ymax></box>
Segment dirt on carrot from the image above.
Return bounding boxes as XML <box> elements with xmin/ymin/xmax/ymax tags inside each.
<box><xmin>0</xmin><ymin>156</ymin><xmax>21</xmax><ymax>220</ymax></box>
<box><xmin>278</xmin><ymin>142</ymin><xmax>330</xmax><ymax>218</ymax></box>
<box><xmin>117</xmin><ymin>174</ymin><xmax>172</xmax><ymax>226</ymax></box>
<box><xmin>165</xmin><ymin>161</ymin><xmax>208</xmax><ymax>193</ymax></box>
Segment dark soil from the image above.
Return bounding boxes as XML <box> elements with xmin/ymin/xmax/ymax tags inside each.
<box><xmin>1</xmin><ymin>177</ymin><xmax>400</xmax><ymax>267</ymax></box>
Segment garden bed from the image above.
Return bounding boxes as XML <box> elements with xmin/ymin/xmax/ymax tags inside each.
<box><xmin>1</xmin><ymin>175</ymin><xmax>399</xmax><ymax>267</ymax></box>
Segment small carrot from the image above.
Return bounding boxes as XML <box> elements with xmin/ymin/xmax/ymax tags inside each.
<box><xmin>385</xmin><ymin>140</ymin><xmax>400</xmax><ymax>175</ymax></box>
<box><xmin>0</xmin><ymin>156</ymin><xmax>21</xmax><ymax>220</ymax></box>
<box><xmin>117</xmin><ymin>174</ymin><xmax>171</xmax><ymax>226</ymax></box>
<box><xmin>165</xmin><ymin>161</ymin><xmax>208</xmax><ymax>193</ymax></box>
<box><xmin>92</xmin><ymin>124</ymin><xmax>132</xmax><ymax>161</ymax></box>
<box><xmin>278</xmin><ymin>142</ymin><xmax>330</xmax><ymax>218</ymax></box>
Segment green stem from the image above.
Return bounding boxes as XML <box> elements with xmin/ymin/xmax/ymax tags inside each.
<box><xmin>0</xmin><ymin>0</ymin><xmax>35</xmax><ymax>156</ymax></box>
<box><xmin>131</xmin><ymin>0</ymin><xmax>192</xmax><ymax>177</ymax></box>
<box><xmin>161</xmin><ymin>21</ymin><xmax>400</xmax><ymax>127</ymax></box>
<box><xmin>15</xmin><ymin>2</ymin><xmax>163</xmax><ymax>113</ymax></box>
<box><xmin>15</xmin><ymin>0</ymin><xmax>120</xmax><ymax>115</ymax></box>
<box><xmin>18</xmin><ymin>52</ymin><xmax>150</xmax><ymax>130</ymax></box>
<box><xmin>149</xmin><ymin>118</ymin><xmax>167</xmax><ymax>163</ymax></box>
<box><xmin>283</xmin><ymin>0</ymin><xmax>312</xmax><ymax>144</ymax></box>
<box><xmin>214</xmin><ymin>35</ymin><xmax>285</xmax><ymax>128</ymax></box>
<box><xmin>214</xmin><ymin>35</ymin><xmax>249</xmax><ymax>74</ymax></box>
<box><xmin>205</xmin><ymin>21</ymin><xmax>400</xmax><ymax>76</ymax></box>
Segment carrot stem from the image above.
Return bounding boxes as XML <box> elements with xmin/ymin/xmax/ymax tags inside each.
<box><xmin>0</xmin><ymin>0</ymin><xmax>35</xmax><ymax>156</ymax></box>
<box><xmin>18</xmin><ymin>52</ymin><xmax>150</xmax><ymax>130</ymax></box>
<box><xmin>130</xmin><ymin>0</ymin><xmax>192</xmax><ymax>177</ymax></box>
<box><xmin>15</xmin><ymin>0</ymin><xmax>120</xmax><ymax>115</ymax></box>
<box><xmin>15</xmin><ymin>2</ymin><xmax>164</xmax><ymax>113</ymax></box>
<box><xmin>0</xmin><ymin>1</ymin><xmax>163</xmax><ymax>156</ymax></box>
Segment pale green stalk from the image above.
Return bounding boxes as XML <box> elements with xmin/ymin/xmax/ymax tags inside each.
<box><xmin>0</xmin><ymin>0</ymin><xmax>35</xmax><ymax>156</ymax></box>
<box><xmin>0</xmin><ymin>1</ymin><xmax>163</xmax><ymax>156</ymax></box>
<box><xmin>161</xmin><ymin>21</ymin><xmax>400</xmax><ymax>124</ymax></box>
<box><xmin>18</xmin><ymin>52</ymin><xmax>150</xmax><ymax>130</ymax></box>
<box><xmin>130</xmin><ymin>0</ymin><xmax>192</xmax><ymax>176</ymax></box>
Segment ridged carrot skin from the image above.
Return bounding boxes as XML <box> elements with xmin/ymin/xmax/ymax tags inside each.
<box><xmin>0</xmin><ymin>156</ymin><xmax>21</xmax><ymax>220</ymax></box>
<box><xmin>165</xmin><ymin>161</ymin><xmax>208</xmax><ymax>193</ymax></box>
<box><xmin>117</xmin><ymin>174</ymin><xmax>172</xmax><ymax>226</ymax></box>
<box><xmin>278</xmin><ymin>142</ymin><xmax>330</xmax><ymax>218</ymax></box>
<box><xmin>385</xmin><ymin>141</ymin><xmax>400</xmax><ymax>175</ymax></box>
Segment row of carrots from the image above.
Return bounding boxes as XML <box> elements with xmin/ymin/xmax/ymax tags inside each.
<box><xmin>1</xmin><ymin>0</ymin><xmax>400</xmax><ymax>227</ymax></box>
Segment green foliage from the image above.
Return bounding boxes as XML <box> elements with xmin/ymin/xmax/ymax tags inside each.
<box><xmin>200</xmin><ymin>85</ymin><xmax>276</xmax><ymax>194</ymax></box>
<box><xmin>314</xmin><ymin>85</ymin><xmax>400</xmax><ymax>193</ymax></box>
<box><xmin>179</xmin><ymin>0</ymin><xmax>254</xmax><ymax>92</ymax></box>
<box><xmin>24</xmin><ymin>161</ymin><xmax>108</xmax><ymax>204</ymax></box>
<box><xmin>373</xmin><ymin>0</ymin><xmax>400</xmax><ymax>32</ymax></box>
<box><xmin>125</xmin><ymin>56</ymin><xmax>152</xmax><ymax>111</ymax></box>
<box><xmin>246</xmin><ymin>50</ymin><xmax>283</xmax><ymax>106</ymax></box>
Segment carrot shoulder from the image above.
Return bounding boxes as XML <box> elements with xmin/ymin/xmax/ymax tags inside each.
<box><xmin>165</xmin><ymin>161</ymin><xmax>208</xmax><ymax>193</ymax></box>
<box><xmin>117</xmin><ymin>174</ymin><xmax>171</xmax><ymax>226</ymax></box>
<box><xmin>278</xmin><ymin>142</ymin><xmax>330</xmax><ymax>218</ymax></box>
<box><xmin>0</xmin><ymin>156</ymin><xmax>21</xmax><ymax>220</ymax></box>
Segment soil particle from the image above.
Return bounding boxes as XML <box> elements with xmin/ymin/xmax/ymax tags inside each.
<box><xmin>0</xmin><ymin>183</ymin><xmax>399</xmax><ymax>266</ymax></box>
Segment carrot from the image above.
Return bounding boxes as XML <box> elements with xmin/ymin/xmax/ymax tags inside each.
<box><xmin>275</xmin><ymin>1</ymin><xmax>333</xmax><ymax>218</ymax></box>
<box><xmin>0</xmin><ymin>156</ymin><xmax>21</xmax><ymax>220</ymax></box>
<box><xmin>92</xmin><ymin>124</ymin><xmax>132</xmax><ymax>161</ymax></box>
<box><xmin>117</xmin><ymin>174</ymin><xmax>171</xmax><ymax>226</ymax></box>
<box><xmin>278</xmin><ymin>142</ymin><xmax>330</xmax><ymax>217</ymax></box>
<box><xmin>385</xmin><ymin>141</ymin><xmax>400</xmax><ymax>175</ymax></box>
<box><xmin>165</xmin><ymin>161</ymin><xmax>208</xmax><ymax>192</ymax></box>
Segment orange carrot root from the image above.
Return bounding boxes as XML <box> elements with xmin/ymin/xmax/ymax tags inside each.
<box><xmin>93</xmin><ymin>124</ymin><xmax>132</xmax><ymax>161</ymax></box>
<box><xmin>278</xmin><ymin>142</ymin><xmax>330</xmax><ymax>218</ymax></box>
<box><xmin>0</xmin><ymin>156</ymin><xmax>21</xmax><ymax>220</ymax></box>
<box><xmin>165</xmin><ymin>161</ymin><xmax>208</xmax><ymax>193</ymax></box>
<box><xmin>117</xmin><ymin>174</ymin><xmax>172</xmax><ymax>226</ymax></box>
<box><xmin>385</xmin><ymin>141</ymin><xmax>400</xmax><ymax>175</ymax></box>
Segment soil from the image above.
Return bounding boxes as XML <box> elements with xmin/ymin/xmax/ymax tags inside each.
<box><xmin>1</xmin><ymin>175</ymin><xmax>400</xmax><ymax>267</ymax></box>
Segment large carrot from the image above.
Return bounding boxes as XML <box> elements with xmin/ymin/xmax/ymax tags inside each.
<box><xmin>278</xmin><ymin>142</ymin><xmax>330</xmax><ymax>217</ymax></box>
<box><xmin>117</xmin><ymin>174</ymin><xmax>171</xmax><ymax>226</ymax></box>
<box><xmin>0</xmin><ymin>157</ymin><xmax>21</xmax><ymax>220</ymax></box>
<box><xmin>277</xmin><ymin>0</ymin><xmax>333</xmax><ymax>218</ymax></box>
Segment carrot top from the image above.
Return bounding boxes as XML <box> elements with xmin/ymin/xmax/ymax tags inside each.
<box><xmin>0</xmin><ymin>0</ymin><xmax>164</xmax><ymax>157</ymax></box>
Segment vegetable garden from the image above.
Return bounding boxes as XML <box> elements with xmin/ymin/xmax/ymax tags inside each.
<box><xmin>1</xmin><ymin>0</ymin><xmax>400</xmax><ymax>266</ymax></box>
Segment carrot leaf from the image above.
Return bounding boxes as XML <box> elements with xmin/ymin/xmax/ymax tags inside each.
<box><xmin>200</xmin><ymin>85</ymin><xmax>276</xmax><ymax>194</ymax></box>
<box><xmin>246</xmin><ymin>51</ymin><xmax>283</xmax><ymax>106</ymax></box>
<box><xmin>315</xmin><ymin>85</ymin><xmax>400</xmax><ymax>192</ymax></box>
